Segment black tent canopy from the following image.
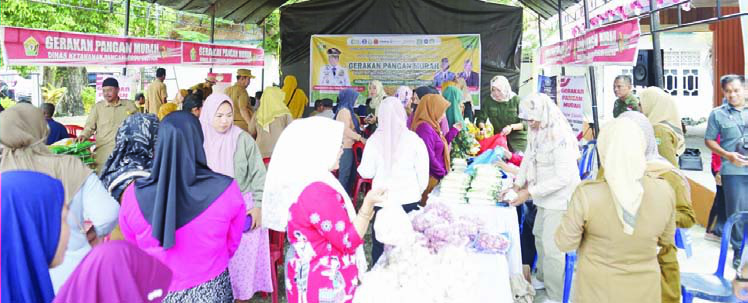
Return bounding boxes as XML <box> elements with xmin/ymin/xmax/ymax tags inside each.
<box><xmin>146</xmin><ymin>0</ymin><xmax>287</xmax><ymax>24</ymax></box>
<box><xmin>280</xmin><ymin>0</ymin><xmax>524</xmax><ymax>105</ymax></box>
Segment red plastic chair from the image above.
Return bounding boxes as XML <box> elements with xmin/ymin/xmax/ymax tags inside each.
<box><xmin>65</xmin><ymin>125</ymin><xmax>84</xmax><ymax>138</ymax></box>
<box><xmin>350</xmin><ymin>141</ymin><xmax>372</xmax><ymax>207</ymax></box>
<box><xmin>266</xmin><ymin>230</ymin><xmax>286</xmax><ymax>303</ymax></box>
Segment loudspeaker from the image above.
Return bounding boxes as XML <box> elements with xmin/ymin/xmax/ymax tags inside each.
<box><xmin>633</xmin><ymin>49</ymin><xmax>664</xmax><ymax>87</ymax></box>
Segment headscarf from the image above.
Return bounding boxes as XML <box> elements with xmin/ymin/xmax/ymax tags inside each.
<box><xmin>639</xmin><ymin>86</ymin><xmax>686</xmax><ymax>155</ymax></box>
<box><xmin>441</xmin><ymin>80</ymin><xmax>458</xmax><ymax>91</ymax></box>
<box><xmin>597</xmin><ymin>118</ymin><xmax>647</xmax><ymax>235</ymax></box>
<box><xmin>518</xmin><ymin>93</ymin><xmax>580</xmax><ymax>185</ymax></box>
<box><xmin>369</xmin><ymin>97</ymin><xmax>408</xmax><ymax>178</ymax></box>
<box><xmin>414</xmin><ymin>86</ymin><xmax>439</xmax><ymax>99</ymax></box>
<box><xmin>443</xmin><ymin>86</ymin><xmax>464</xmax><ymax>127</ymax></box>
<box><xmin>368</xmin><ymin>80</ymin><xmax>386</xmax><ymax>113</ymax></box>
<box><xmin>490</xmin><ymin>75</ymin><xmax>517</xmax><ymax>102</ymax></box>
<box><xmin>0</xmin><ymin>103</ymin><xmax>92</xmax><ymax>204</ymax></box>
<box><xmin>282</xmin><ymin>75</ymin><xmax>308</xmax><ymax>119</ymax></box>
<box><xmin>199</xmin><ymin>93</ymin><xmax>245</xmax><ymax>177</ymax></box>
<box><xmin>256</xmin><ymin>86</ymin><xmax>291</xmax><ymax>132</ymax></box>
<box><xmin>395</xmin><ymin>86</ymin><xmax>412</xmax><ymax>106</ymax></box>
<box><xmin>134</xmin><ymin>111</ymin><xmax>234</xmax><ymax>249</ymax></box>
<box><xmin>261</xmin><ymin>117</ymin><xmax>368</xmax><ymax>274</ymax></box>
<box><xmin>100</xmin><ymin>114</ymin><xmax>160</xmax><ymax>201</ymax></box>
<box><xmin>620</xmin><ymin>111</ymin><xmax>691</xmax><ymax>195</ymax></box>
<box><xmin>1</xmin><ymin>170</ymin><xmax>65</xmax><ymax>303</ymax></box>
<box><xmin>411</xmin><ymin>94</ymin><xmax>451</xmax><ymax>171</ymax></box>
<box><xmin>53</xmin><ymin>241</ymin><xmax>173</xmax><ymax>303</ymax></box>
<box><xmin>157</xmin><ymin>103</ymin><xmax>178</xmax><ymax>120</ymax></box>
<box><xmin>335</xmin><ymin>88</ymin><xmax>360</xmax><ymax>131</ymax></box>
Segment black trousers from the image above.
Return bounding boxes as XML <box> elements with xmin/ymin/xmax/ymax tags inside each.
<box><xmin>519</xmin><ymin>201</ymin><xmax>538</xmax><ymax>266</ymax></box>
<box><xmin>707</xmin><ymin>184</ymin><xmax>727</xmax><ymax>237</ymax></box>
<box><xmin>371</xmin><ymin>202</ymin><xmax>421</xmax><ymax>265</ymax></box>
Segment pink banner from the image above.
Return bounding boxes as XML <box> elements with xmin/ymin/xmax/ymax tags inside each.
<box><xmin>1</xmin><ymin>26</ymin><xmax>181</xmax><ymax>66</ymax></box>
<box><xmin>182</xmin><ymin>42</ymin><xmax>263</xmax><ymax>67</ymax></box>
<box><xmin>539</xmin><ymin>19</ymin><xmax>641</xmax><ymax>67</ymax></box>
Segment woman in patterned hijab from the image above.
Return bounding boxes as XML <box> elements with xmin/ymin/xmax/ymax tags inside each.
<box><xmin>100</xmin><ymin>113</ymin><xmax>160</xmax><ymax>201</ymax></box>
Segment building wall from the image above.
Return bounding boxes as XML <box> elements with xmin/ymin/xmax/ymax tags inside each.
<box><xmin>711</xmin><ymin>6</ymin><xmax>745</xmax><ymax>107</ymax></box>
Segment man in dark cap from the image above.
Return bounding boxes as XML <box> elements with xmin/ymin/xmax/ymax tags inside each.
<box><xmin>319</xmin><ymin>48</ymin><xmax>350</xmax><ymax>86</ymax></box>
<box><xmin>78</xmin><ymin>77</ymin><xmax>139</xmax><ymax>173</ymax></box>
<box><xmin>181</xmin><ymin>93</ymin><xmax>204</xmax><ymax>117</ymax></box>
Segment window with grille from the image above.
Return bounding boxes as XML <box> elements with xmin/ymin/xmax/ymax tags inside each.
<box><xmin>683</xmin><ymin>69</ymin><xmax>699</xmax><ymax>96</ymax></box>
<box><xmin>664</xmin><ymin>69</ymin><xmax>678</xmax><ymax>96</ymax></box>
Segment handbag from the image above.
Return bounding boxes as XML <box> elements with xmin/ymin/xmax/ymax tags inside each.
<box><xmin>679</xmin><ymin>148</ymin><xmax>703</xmax><ymax>171</ymax></box>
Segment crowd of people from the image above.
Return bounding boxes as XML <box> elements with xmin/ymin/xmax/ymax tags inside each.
<box><xmin>0</xmin><ymin>68</ymin><xmax>747</xmax><ymax>303</ymax></box>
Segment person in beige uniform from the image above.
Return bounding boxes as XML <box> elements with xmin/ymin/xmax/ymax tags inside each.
<box><xmin>77</xmin><ymin>78</ymin><xmax>139</xmax><ymax>173</ymax></box>
<box><xmin>190</xmin><ymin>75</ymin><xmax>217</xmax><ymax>99</ymax></box>
<box><xmin>555</xmin><ymin>118</ymin><xmax>676</xmax><ymax>303</ymax></box>
<box><xmin>145</xmin><ymin>68</ymin><xmax>167</xmax><ymax>114</ymax></box>
<box><xmin>225</xmin><ymin>69</ymin><xmax>255</xmax><ymax>131</ymax></box>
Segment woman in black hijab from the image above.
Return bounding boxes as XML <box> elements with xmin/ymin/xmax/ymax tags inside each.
<box><xmin>119</xmin><ymin>111</ymin><xmax>246</xmax><ymax>302</ymax></box>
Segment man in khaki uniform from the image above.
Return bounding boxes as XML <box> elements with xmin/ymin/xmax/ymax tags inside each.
<box><xmin>77</xmin><ymin>77</ymin><xmax>139</xmax><ymax>173</ymax></box>
<box><xmin>225</xmin><ymin>69</ymin><xmax>255</xmax><ymax>131</ymax></box>
<box><xmin>189</xmin><ymin>75</ymin><xmax>217</xmax><ymax>99</ymax></box>
<box><xmin>145</xmin><ymin>68</ymin><xmax>167</xmax><ymax>114</ymax></box>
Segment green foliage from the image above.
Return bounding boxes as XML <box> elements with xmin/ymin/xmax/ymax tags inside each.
<box><xmin>81</xmin><ymin>87</ymin><xmax>96</xmax><ymax>114</ymax></box>
<box><xmin>1</xmin><ymin>97</ymin><xmax>16</xmax><ymax>109</ymax></box>
<box><xmin>175</xmin><ymin>30</ymin><xmax>210</xmax><ymax>42</ymax></box>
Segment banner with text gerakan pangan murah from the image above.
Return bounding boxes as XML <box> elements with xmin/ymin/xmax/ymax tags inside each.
<box><xmin>309</xmin><ymin>34</ymin><xmax>481</xmax><ymax>108</ymax></box>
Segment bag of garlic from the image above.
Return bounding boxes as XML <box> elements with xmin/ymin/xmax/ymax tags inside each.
<box><xmin>373</xmin><ymin>200</ymin><xmax>416</xmax><ymax>247</ymax></box>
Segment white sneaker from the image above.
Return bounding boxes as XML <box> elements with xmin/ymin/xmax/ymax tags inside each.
<box><xmin>531</xmin><ymin>276</ymin><xmax>545</xmax><ymax>290</ymax></box>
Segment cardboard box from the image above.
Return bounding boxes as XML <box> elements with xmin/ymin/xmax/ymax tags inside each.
<box><xmin>687</xmin><ymin>176</ymin><xmax>716</xmax><ymax>227</ymax></box>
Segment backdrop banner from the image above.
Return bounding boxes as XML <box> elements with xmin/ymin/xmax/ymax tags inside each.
<box><xmin>310</xmin><ymin>34</ymin><xmax>481</xmax><ymax>107</ymax></box>
<box><xmin>558</xmin><ymin>75</ymin><xmax>587</xmax><ymax>137</ymax></box>
<box><xmin>539</xmin><ymin>19</ymin><xmax>641</xmax><ymax>67</ymax></box>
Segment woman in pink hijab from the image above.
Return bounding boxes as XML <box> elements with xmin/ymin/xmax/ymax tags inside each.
<box><xmin>200</xmin><ymin>93</ymin><xmax>273</xmax><ymax>302</ymax></box>
<box><xmin>54</xmin><ymin>241</ymin><xmax>173</xmax><ymax>303</ymax></box>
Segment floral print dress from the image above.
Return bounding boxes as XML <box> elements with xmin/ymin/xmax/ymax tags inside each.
<box><xmin>286</xmin><ymin>182</ymin><xmax>363</xmax><ymax>303</ymax></box>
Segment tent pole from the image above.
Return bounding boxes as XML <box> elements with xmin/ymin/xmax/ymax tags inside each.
<box><xmin>262</xmin><ymin>19</ymin><xmax>266</xmax><ymax>89</ymax></box>
<box><xmin>538</xmin><ymin>15</ymin><xmax>545</xmax><ymax>76</ymax></box>
<box><xmin>558</xmin><ymin>0</ymin><xmax>565</xmax><ymax>76</ymax></box>
<box><xmin>210</xmin><ymin>5</ymin><xmax>216</xmax><ymax>73</ymax></box>
<box><xmin>123</xmin><ymin>0</ymin><xmax>130</xmax><ymax>76</ymax></box>
<box><xmin>649</xmin><ymin>0</ymin><xmax>664</xmax><ymax>87</ymax></box>
<box><xmin>583</xmin><ymin>0</ymin><xmax>600</xmax><ymax>138</ymax></box>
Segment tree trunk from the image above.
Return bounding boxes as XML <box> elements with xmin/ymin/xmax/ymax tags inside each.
<box><xmin>43</xmin><ymin>66</ymin><xmax>57</xmax><ymax>87</ymax></box>
<box><xmin>56</xmin><ymin>67</ymin><xmax>87</xmax><ymax>116</ymax></box>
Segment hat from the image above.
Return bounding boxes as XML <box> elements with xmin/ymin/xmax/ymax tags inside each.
<box><xmin>237</xmin><ymin>69</ymin><xmax>255</xmax><ymax>78</ymax></box>
<box><xmin>102</xmin><ymin>77</ymin><xmax>119</xmax><ymax>88</ymax></box>
<box><xmin>327</xmin><ymin>48</ymin><xmax>342</xmax><ymax>56</ymax></box>
<box><xmin>205</xmin><ymin>75</ymin><xmax>217</xmax><ymax>83</ymax></box>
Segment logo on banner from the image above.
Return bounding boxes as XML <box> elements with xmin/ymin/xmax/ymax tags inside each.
<box><xmin>23</xmin><ymin>37</ymin><xmax>39</xmax><ymax>56</ymax></box>
<box><xmin>189</xmin><ymin>48</ymin><xmax>197</xmax><ymax>61</ymax></box>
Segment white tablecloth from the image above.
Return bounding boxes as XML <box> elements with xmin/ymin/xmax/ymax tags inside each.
<box><xmin>449</xmin><ymin>203</ymin><xmax>523</xmax><ymax>276</ymax></box>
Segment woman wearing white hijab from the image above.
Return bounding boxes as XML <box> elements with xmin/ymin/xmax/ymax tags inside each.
<box><xmin>358</xmin><ymin>97</ymin><xmax>429</xmax><ymax>264</ymax></box>
<box><xmin>261</xmin><ymin>117</ymin><xmax>385</xmax><ymax>303</ymax></box>
<box><xmin>555</xmin><ymin>118</ymin><xmax>676</xmax><ymax>303</ymax></box>
<box><xmin>476</xmin><ymin>75</ymin><xmax>527</xmax><ymax>152</ymax></box>
<box><xmin>508</xmin><ymin>93</ymin><xmax>580</xmax><ymax>303</ymax></box>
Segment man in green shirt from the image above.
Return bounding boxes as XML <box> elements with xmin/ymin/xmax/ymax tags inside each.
<box><xmin>612</xmin><ymin>75</ymin><xmax>642</xmax><ymax>118</ymax></box>
<box><xmin>77</xmin><ymin>77</ymin><xmax>138</xmax><ymax>173</ymax></box>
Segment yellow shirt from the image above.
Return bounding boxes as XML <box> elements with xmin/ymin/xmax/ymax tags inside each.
<box><xmin>225</xmin><ymin>83</ymin><xmax>252</xmax><ymax>131</ymax></box>
<box><xmin>145</xmin><ymin>79</ymin><xmax>167</xmax><ymax>114</ymax></box>
<box><xmin>81</xmin><ymin>99</ymin><xmax>139</xmax><ymax>172</ymax></box>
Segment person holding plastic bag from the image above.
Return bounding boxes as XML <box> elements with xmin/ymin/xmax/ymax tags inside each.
<box><xmin>476</xmin><ymin>75</ymin><xmax>527</xmax><ymax>152</ymax></box>
<box><xmin>358</xmin><ymin>97</ymin><xmax>430</xmax><ymax>264</ymax></box>
<box><xmin>508</xmin><ymin>93</ymin><xmax>580</xmax><ymax>303</ymax></box>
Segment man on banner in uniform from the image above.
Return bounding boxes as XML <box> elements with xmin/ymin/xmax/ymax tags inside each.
<box><xmin>319</xmin><ymin>48</ymin><xmax>350</xmax><ymax>86</ymax></box>
<box><xmin>612</xmin><ymin>75</ymin><xmax>642</xmax><ymax>118</ymax></box>
<box><xmin>225</xmin><ymin>68</ymin><xmax>255</xmax><ymax>131</ymax></box>
<box><xmin>78</xmin><ymin>78</ymin><xmax>139</xmax><ymax>173</ymax></box>
<box><xmin>433</xmin><ymin>57</ymin><xmax>456</xmax><ymax>87</ymax></box>
<box><xmin>145</xmin><ymin>67</ymin><xmax>167</xmax><ymax>114</ymax></box>
<box><xmin>190</xmin><ymin>75</ymin><xmax>218</xmax><ymax>99</ymax></box>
